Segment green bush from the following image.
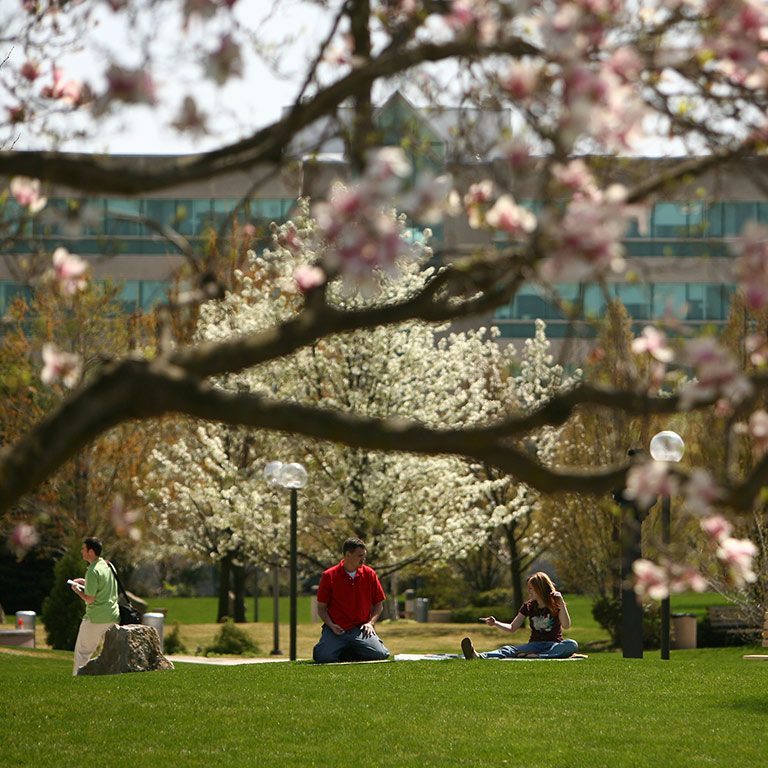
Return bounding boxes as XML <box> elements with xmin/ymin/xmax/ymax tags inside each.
<box><xmin>450</xmin><ymin>605</ymin><xmax>510</xmax><ymax>623</ymax></box>
<box><xmin>203</xmin><ymin>619</ymin><xmax>259</xmax><ymax>656</ymax></box>
<box><xmin>591</xmin><ymin>596</ymin><xmax>660</xmax><ymax>649</ymax></box>
<box><xmin>163</xmin><ymin>621</ymin><xmax>187</xmax><ymax>655</ymax></box>
<box><xmin>475</xmin><ymin>589</ymin><xmax>514</xmax><ymax>608</ymax></box>
<box><xmin>41</xmin><ymin>545</ymin><xmax>85</xmax><ymax>650</ymax></box>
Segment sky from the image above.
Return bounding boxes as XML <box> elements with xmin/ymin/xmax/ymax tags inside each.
<box><xmin>3</xmin><ymin>0</ymin><xmax>338</xmax><ymax>155</ymax></box>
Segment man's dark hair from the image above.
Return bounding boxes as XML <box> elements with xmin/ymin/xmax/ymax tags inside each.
<box><xmin>342</xmin><ymin>537</ymin><xmax>366</xmax><ymax>554</ymax></box>
<box><xmin>83</xmin><ymin>537</ymin><xmax>103</xmax><ymax>556</ymax></box>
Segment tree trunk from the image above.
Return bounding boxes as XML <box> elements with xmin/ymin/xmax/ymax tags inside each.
<box><xmin>505</xmin><ymin>524</ymin><xmax>525</xmax><ymax>610</ymax></box>
<box><xmin>217</xmin><ymin>553</ymin><xmax>232</xmax><ymax>622</ymax></box>
<box><xmin>232</xmin><ymin>561</ymin><xmax>246</xmax><ymax>623</ymax></box>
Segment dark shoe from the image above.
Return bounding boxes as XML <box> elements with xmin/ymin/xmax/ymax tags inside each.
<box><xmin>461</xmin><ymin>636</ymin><xmax>479</xmax><ymax>660</ymax></box>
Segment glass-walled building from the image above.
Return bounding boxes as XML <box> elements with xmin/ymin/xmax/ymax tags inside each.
<box><xmin>1</xmin><ymin>98</ymin><xmax>762</xmax><ymax>355</ymax></box>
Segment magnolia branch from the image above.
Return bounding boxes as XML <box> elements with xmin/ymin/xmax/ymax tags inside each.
<box><xmin>3</xmin><ymin>349</ymin><xmax>768</xmax><ymax>513</ymax></box>
<box><xmin>0</xmin><ymin>37</ymin><xmax>539</xmax><ymax>194</ymax></box>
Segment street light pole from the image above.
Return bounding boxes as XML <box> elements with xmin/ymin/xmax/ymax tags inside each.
<box><xmin>660</xmin><ymin>494</ymin><xmax>671</xmax><ymax>661</ymax></box>
<box><xmin>649</xmin><ymin>430</ymin><xmax>685</xmax><ymax>662</ymax></box>
<box><xmin>289</xmin><ymin>488</ymin><xmax>298</xmax><ymax>662</ymax></box>
<box><xmin>265</xmin><ymin>460</ymin><xmax>308</xmax><ymax>663</ymax></box>
<box><xmin>270</xmin><ymin>553</ymin><xmax>282</xmax><ymax>656</ymax></box>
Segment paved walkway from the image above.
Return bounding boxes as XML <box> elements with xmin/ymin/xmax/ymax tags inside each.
<box><xmin>167</xmin><ymin>654</ymin><xmax>294</xmax><ymax>665</ymax></box>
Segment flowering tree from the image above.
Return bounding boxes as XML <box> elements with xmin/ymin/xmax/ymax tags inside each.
<box><xmin>138</xmin><ymin>420</ymin><xmax>287</xmax><ymax>621</ymax></box>
<box><xmin>468</xmin><ymin>319</ymin><xmax>580</xmax><ymax>607</ymax></box>
<box><xmin>164</xmin><ymin>209</ymin><xmax>503</xmax><ymax>588</ymax></box>
<box><xmin>2</xmin><ymin>1</ymin><xmax>768</xmax><ymax>597</ymax></box>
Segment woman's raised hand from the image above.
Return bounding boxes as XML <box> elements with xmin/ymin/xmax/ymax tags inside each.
<box><xmin>479</xmin><ymin>616</ymin><xmax>497</xmax><ymax>626</ymax></box>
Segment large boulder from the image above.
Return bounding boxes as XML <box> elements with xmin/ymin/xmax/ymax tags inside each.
<box><xmin>78</xmin><ymin>624</ymin><xmax>174</xmax><ymax>676</ymax></box>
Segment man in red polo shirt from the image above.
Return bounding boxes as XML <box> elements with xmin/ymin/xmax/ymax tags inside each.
<box><xmin>312</xmin><ymin>537</ymin><xmax>390</xmax><ymax>663</ymax></box>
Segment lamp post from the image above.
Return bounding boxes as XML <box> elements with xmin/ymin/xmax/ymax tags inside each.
<box><xmin>649</xmin><ymin>430</ymin><xmax>685</xmax><ymax>661</ymax></box>
<box><xmin>265</xmin><ymin>460</ymin><xmax>308</xmax><ymax>662</ymax></box>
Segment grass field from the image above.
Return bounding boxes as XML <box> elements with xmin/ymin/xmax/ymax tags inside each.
<box><xmin>5</xmin><ymin>592</ymin><xmax>735</xmax><ymax>656</ymax></box>
<box><xmin>1</xmin><ymin>644</ymin><xmax>766</xmax><ymax>768</ymax></box>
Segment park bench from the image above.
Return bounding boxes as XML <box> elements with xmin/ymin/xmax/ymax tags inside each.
<box><xmin>707</xmin><ymin>606</ymin><xmax>762</xmax><ymax>640</ymax></box>
<box><xmin>0</xmin><ymin>629</ymin><xmax>35</xmax><ymax>648</ymax></box>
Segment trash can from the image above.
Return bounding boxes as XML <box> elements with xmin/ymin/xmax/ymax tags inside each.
<box><xmin>414</xmin><ymin>597</ymin><xmax>429</xmax><ymax>623</ymax></box>
<box><xmin>142</xmin><ymin>612</ymin><xmax>166</xmax><ymax>651</ymax></box>
<box><xmin>15</xmin><ymin>611</ymin><xmax>36</xmax><ymax>648</ymax></box>
<box><xmin>671</xmin><ymin>613</ymin><xmax>697</xmax><ymax>650</ymax></box>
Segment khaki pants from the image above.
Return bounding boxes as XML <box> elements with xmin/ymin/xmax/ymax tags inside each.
<box><xmin>72</xmin><ymin>617</ymin><xmax>115</xmax><ymax>675</ymax></box>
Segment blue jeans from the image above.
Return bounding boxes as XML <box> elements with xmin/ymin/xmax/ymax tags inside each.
<box><xmin>312</xmin><ymin>624</ymin><xmax>390</xmax><ymax>663</ymax></box>
<box><xmin>479</xmin><ymin>639</ymin><xmax>579</xmax><ymax>659</ymax></box>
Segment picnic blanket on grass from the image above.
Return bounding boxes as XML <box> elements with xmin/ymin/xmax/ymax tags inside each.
<box><xmin>393</xmin><ymin>653</ymin><xmax>588</xmax><ymax>661</ymax></box>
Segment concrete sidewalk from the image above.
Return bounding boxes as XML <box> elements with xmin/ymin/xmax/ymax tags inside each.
<box><xmin>167</xmin><ymin>654</ymin><xmax>294</xmax><ymax>665</ymax></box>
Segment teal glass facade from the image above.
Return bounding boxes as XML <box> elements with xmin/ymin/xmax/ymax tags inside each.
<box><xmin>0</xmin><ymin>196</ymin><xmax>298</xmax><ymax>315</ymax></box>
<box><xmin>492</xmin><ymin>200</ymin><xmax>754</xmax><ymax>338</ymax></box>
<box><xmin>0</xmin><ymin>196</ymin><xmax>754</xmax><ymax>333</ymax></box>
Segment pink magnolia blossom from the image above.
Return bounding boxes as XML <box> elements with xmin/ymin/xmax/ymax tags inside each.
<box><xmin>623</xmin><ymin>462</ymin><xmax>679</xmax><ymax>511</ymax></box>
<box><xmin>109</xmin><ymin>495</ymin><xmax>142</xmax><ymax>540</ymax></box>
<box><xmin>701</xmin><ymin>514</ymin><xmax>733</xmax><ymax>543</ymax></box>
<box><xmin>41</xmin><ymin>67</ymin><xmax>84</xmax><ymax>105</ymax></box>
<box><xmin>632</xmin><ymin>559</ymin><xmax>669</xmax><ymax>600</ymax></box>
<box><xmin>679</xmin><ymin>338</ymin><xmax>752</xmax><ymax>409</ymax></box>
<box><xmin>105</xmin><ymin>65</ymin><xmax>156</xmax><ymax>105</ymax></box>
<box><xmin>733</xmin><ymin>221</ymin><xmax>768</xmax><ymax>310</ymax></box>
<box><xmin>748</xmin><ymin>409</ymin><xmax>768</xmax><ymax>455</ymax></box>
<box><xmin>682</xmin><ymin>469</ymin><xmax>723</xmax><ymax>517</ymax></box>
<box><xmin>20</xmin><ymin>59</ymin><xmax>41</xmax><ymax>81</ymax></box>
<box><xmin>486</xmin><ymin>195</ymin><xmax>537</xmax><ymax>236</ymax></box>
<box><xmin>41</xmin><ymin>343</ymin><xmax>82</xmax><ymax>389</ymax></box>
<box><xmin>500</xmin><ymin>60</ymin><xmax>540</xmax><ymax>100</ymax></box>
<box><xmin>502</xmin><ymin>138</ymin><xmax>532</xmax><ymax>170</ymax></box>
<box><xmin>7</xmin><ymin>105</ymin><xmax>25</xmax><ymax>124</ymax></box>
<box><xmin>9</xmin><ymin>523</ymin><xmax>39</xmax><ymax>559</ymax></box>
<box><xmin>551</xmin><ymin>160</ymin><xmax>597</xmax><ymax>196</ymax></box>
<box><xmin>444</xmin><ymin>0</ymin><xmax>497</xmax><ymax>42</ymax></box>
<box><xmin>401</xmin><ymin>174</ymin><xmax>454</xmax><ymax>225</ymax></box>
<box><xmin>293</xmin><ymin>265</ymin><xmax>326</xmax><ymax>294</ymax></box>
<box><xmin>206</xmin><ymin>34</ymin><xmax>243</xmax><ymax>85</ymax></box>
<box><xmin>367</xmin><ymin>147</ymin><xmax>412</xmax><ymax>187</ymax></box>
<box><xmin>669</xmin><ymin>565</ymin><xmax>708</xmax><ymax>595</ymax></box>
<box><xmin>51</xmin><ymin>247</ymin><xmax>88</xmax><ymax>295</ymax></box>
<box><xmin>631</xmin><ymin>325</ymin><xmax>674</xmax><ymax>363</ymax></box>
<box><xmin>464</xmin><ymin>180</ymin><xmax>494</xmax><ymax>228</ymax></box>
<box><xmin>607</xmin><ymin>46</ymin><xmax>643</xmax><ymax>82</ymax></box>
<box><xmin>171</xmin><ymin>96</ymin><xmax>208</xmax><ymax>136</ymax></box>
<box><xmin>541</xmin><ymin>185</ymin><xmax>630</xmax><ymax>278</ymax></box>
<box><xmin>633</xmin><ymin>558</ymin><xmax>708</xmax><ymax>601</ymax></box>
<box><xmin>276</xmin><ymin>222</ymin><xmax>302</xmax><ymax>252</ymax></box>
<box><xmin>717</xmin><ymin>536</ymin><xmax>758</xmax><ymax>586</ymax></box>
<box><xmin>10</xmin><ymin>177</ymin><xmax>47</xmax><ymax>213</ymax></box>
<box><xmin>464</xmin><ymin>180</ymin><xmax>494</xmax><ymax>207</ymax></box>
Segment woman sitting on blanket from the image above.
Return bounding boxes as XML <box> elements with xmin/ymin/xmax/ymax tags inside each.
<box><xmin>461</xmin><ymin>572</ymin><xmax>579</xmax><ymax>660</ymax></box>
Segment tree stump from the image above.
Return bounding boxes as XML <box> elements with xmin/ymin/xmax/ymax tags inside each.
<box><xmin>77</xmin><ymin>624</ymin><xmax>174</xmax><ymax>676</ymax></box>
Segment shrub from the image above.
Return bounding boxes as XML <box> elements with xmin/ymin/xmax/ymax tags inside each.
<box><xmin>41</xmin><ymin>545</ymin><xmax>85</xmax><ymax>650</ymax></box>
<box><xmin>475</xmin><ymin>589</ymin><xmax>514</xmax><ymax>608</ymax></box>
<box><xmin>591</xmin><ymin>596</ymin><xmax>660</xmax><ymax>649</ymax></box>
<box><xmin>203</xmin><ymin>619</ymin><xmax>259</xmax><ymax>656</ymax></box>
<box><xmin>450</xmin><ymin>605</ymin><xmax>510</xmax><ymax>623</ymax></box>
<box><xmin>163</xmin><ymin>621</ymin><xmax>187</xmax><ymax>655</ymax></box>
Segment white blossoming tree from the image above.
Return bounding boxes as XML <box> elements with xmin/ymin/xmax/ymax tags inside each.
<box><xmin>142</xmin><ymin>207</ymin><xmax>508</xmax><ymax>598</ymax></box>
<box><xmin>138</xmin><ymin>420</ymin><xmax>287</xmax><ymax>622</ymax></box>
<box><xmin>474</xmin><ymin>319</ymin><xmax>580</xmax><ymax>608</ymax></box>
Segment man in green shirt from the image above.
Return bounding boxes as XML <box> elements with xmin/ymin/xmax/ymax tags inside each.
<box><xmin>71</xmin><ymin>537</ymin><xmax>119</xmax><ymax>675</ymax></box>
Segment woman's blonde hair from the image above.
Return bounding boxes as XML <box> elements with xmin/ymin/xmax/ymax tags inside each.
<box><xmin>527</xmin><ymin>571</ymin><xmax>559</xmax><ymax>614</ymax></box>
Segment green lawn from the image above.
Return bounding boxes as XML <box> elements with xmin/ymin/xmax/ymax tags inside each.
<box><xmin>143</xmin><ymin>595</ymin><xmax>314</xmax><ymax>625</ymax></box>
<box><xmin>1</xmin><ymin>647</ymin><xmax>766</xmax><ymax>767</ymax></box>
